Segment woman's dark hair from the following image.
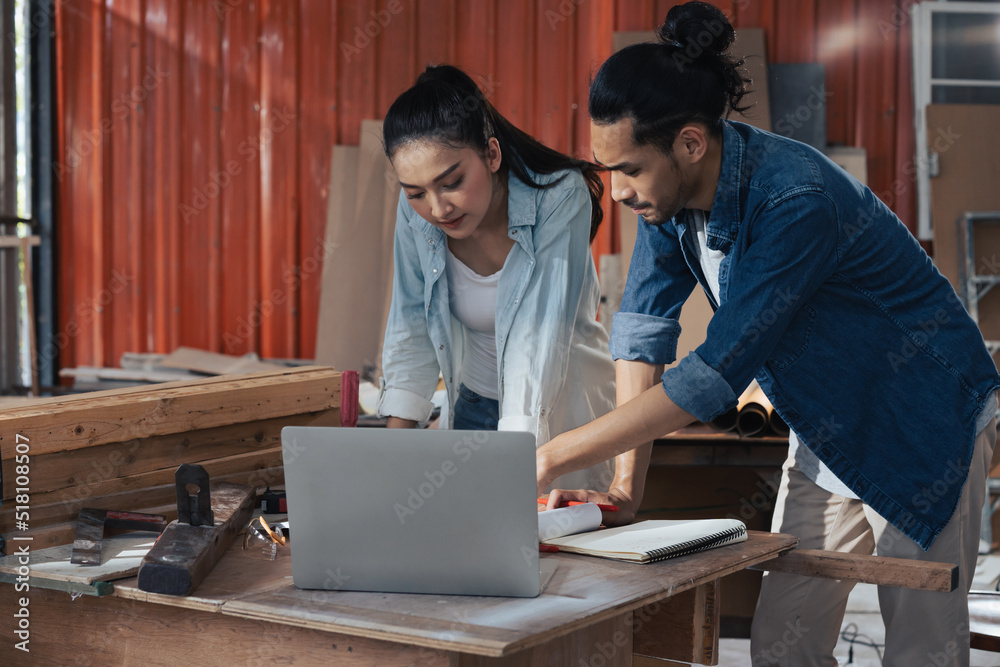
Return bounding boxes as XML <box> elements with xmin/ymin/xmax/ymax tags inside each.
<box><xmin>589</xmin><ymin>1</ymin><xmax>751</xmax><ymax>155</ymax></box>
<box><xmin>384</xmin><ymin>64</ymin><xmax>604</xmax><ymax>241</ymax></box>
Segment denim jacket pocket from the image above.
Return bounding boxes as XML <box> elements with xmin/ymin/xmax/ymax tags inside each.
<box><xmin>767</xmin><ymin>304</ymin><xmax>817</xmax><ymax>370</ymax></box>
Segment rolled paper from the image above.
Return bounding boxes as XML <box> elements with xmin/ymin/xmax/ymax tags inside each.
<box><xmin>736</xmin><ymin>381</ymin><xmax>770</xmax><ymax>437</ymax></box>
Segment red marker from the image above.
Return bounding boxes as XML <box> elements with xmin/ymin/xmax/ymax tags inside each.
<box><xmin>537</xmin><ymin>498</ymin><xmax>619</xmax><ymax>512</ymax></box>
<box><xmin>538</xmin><ymin>544</ymin><xmax>560</xmax><ymax>553</ymax></box>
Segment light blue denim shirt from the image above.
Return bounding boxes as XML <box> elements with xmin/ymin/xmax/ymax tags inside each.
<box><xmin>377</xmin><ymin>166</ymin><xmax>616</xmax><ymax>462</ymax></box>
<box><xmin>611</xmin><ymin>120</ymin><xmax>1000</xmax><ymax>549</ymax></box>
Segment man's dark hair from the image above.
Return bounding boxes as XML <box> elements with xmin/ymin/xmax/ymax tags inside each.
<box><xmin>589</xmin><ymin>1</ymin><xmax>751</xmax><ymax>155</ymax></box>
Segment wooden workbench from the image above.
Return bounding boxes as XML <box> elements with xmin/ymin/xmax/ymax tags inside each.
<box><xmin>0</xmin><ymin>531</ymin><xmax>796</xmax><ymax>665</ymax></box>
<box><xmin>652</xmin><ymin>424</ymin><xmax>789</xmax><ymax>468</ymax></box>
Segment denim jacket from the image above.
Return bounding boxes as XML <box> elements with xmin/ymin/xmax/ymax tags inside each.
<box><xmin>377</xmin><ymin>167</ymin><xmax>616</xmax><ymax>467</ymax></box>
<box><xmin>611</xmin><ymin>120</ymin><xmax>1000</xmax><ymax>549</ymax></box>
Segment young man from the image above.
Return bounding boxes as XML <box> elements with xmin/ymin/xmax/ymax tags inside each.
<box><xmin>536</xmin><ymin>3</ymin><xmax>999</xmax><ymax>665</ymax></box>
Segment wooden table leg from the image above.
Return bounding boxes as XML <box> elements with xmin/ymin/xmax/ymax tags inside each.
<box><xmin>632</xmin><ymin>580</ymin><xmax>721</xmax><ymax>666</ymax></box>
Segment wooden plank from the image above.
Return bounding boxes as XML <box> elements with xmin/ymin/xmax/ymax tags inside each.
<box><xmin>748</xmin><ymin>548</ymin><xmax>959</xmax><ymax>592</ymax></box>
<box><xmin>14</xmin><ymin>363</ymin><xmax>326</xmax><ymax>406</ymax></box>
<box><xmin>0</xmin><ymin>532</ymin><xmax>160</xmax><ymax>589</ymax></box>
<box><xmin>2</xmin><ymin>501</ymin><xmax>178</xmax><ymax>553</ymax></box>
<box><xmin>59</xmin><ymin>365</ymin><xmax>200</xmax><ymax>383</ymax></box>
<box><xmin>633</xmin><ymin>581</ymin><xmax>720</xmax><ymax>665</ymax></box>
<box><xmin>157</xmin><ymin>346</ymin><xmax>285</xmax><ymax>375</ymax></box>
<box><xmin>0</xmin><ymin>409</ymin><xmax>337</xmax><ymax>502</ymax></box>
<box><xmin>0</xmin><ymin>367</ymin><xmax>341</xmax><ymax>457</ymax></box>
<box><xmin>0</xmin><ymin>586</ymin><xmax>454</xmax><ymax>665</ymax></box>
<box><xmin>0</xmin><ymin>573</ymin><xmax>113</xmax><ymax>597</ymax></box>
<box><xmin>6</xmin><ymin>447</ymin><xmax>284</xmax><ymax>523</ymax></box>
<box><xmin>0</xmin><ymin>441</ymin><xmax>291</xmax><ymax>531</ymax></box>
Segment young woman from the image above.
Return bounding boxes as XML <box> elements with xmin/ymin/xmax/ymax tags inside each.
<box><xmin>375</xmin><ymin>64</ymin><xmax>615</xmax><ymax>490</ymax></box>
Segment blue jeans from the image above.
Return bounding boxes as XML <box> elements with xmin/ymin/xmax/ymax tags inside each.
<box><xmin>452</xmin><ymin>384</ymin><xmax>499</xmax><ymax>431</ymax></box>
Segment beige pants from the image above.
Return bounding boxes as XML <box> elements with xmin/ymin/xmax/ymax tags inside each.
<box><xmin>750</xmin><ymin>419</ymin><xmax>996</xmax><ymax>667</ymax></box>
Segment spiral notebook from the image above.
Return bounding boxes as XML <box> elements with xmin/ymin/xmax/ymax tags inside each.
<box><xmin>541</xmin><ymin>518</ymin><xmax>747</xmax><ymax>564</ymax></box>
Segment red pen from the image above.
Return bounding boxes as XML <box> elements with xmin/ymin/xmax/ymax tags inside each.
<box><xmin>537</xmin><ymin>497</ymin><xmax>619</xmax><ymax>512</ymax></box>
<box><xmin>538</xmin><ymin>544</ymin><xmax>560</xmax><ymax>553</ymax></box>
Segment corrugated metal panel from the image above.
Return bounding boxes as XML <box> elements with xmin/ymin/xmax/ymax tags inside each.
<box><xmin>258</xmin><ymin>0</ymin><xmax>299</xmax><ymax>358</ymax></box>
<box><xmin>219</xmin><ymin>0</ymin><xmax>261</xmax><ymax>356</ymax></box>
<box><xmin>53</xmin><ymin>0</ymin><xmax>920</xmax><ymax>370</ymax></box>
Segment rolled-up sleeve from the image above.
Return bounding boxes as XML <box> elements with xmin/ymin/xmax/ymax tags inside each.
<box><xmin>376</xmin><ymin>192</ymin><xmax>442</xmax><ymax>423</ymax></box>
<box><xmin>610</xmin><ymin>217</ymin><xmax>697</xmax><ymax>364</ymax></box>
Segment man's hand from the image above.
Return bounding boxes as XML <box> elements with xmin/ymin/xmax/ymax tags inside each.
<box><xmin>541</xmin><ymin>488</ymin><xmax>639</xmax><ymax>527</ymax></box>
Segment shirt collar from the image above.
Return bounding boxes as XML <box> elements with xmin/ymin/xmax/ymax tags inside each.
<box><xmin>703</xmin><ymin>120</ymin><xmax>746</xmax><ymax>251</ymax></box>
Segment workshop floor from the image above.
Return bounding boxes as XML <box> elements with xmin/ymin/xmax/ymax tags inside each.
<box><xmin>705</xmin><ymin>553</ymin><xmax>1000</xmax><ymax>666</ymax></box>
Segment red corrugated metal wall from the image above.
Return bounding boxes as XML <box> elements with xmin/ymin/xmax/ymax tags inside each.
<box><xmin>53</xmin><ymin>0</ymin><xmax>916</xmax><ymax>369</ymax></box>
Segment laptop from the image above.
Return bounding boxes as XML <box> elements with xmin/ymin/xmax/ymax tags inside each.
<box><xmin>280</xmin><ymin>426</ymin><xmax>543</xmax><ymax>597</ymax></box>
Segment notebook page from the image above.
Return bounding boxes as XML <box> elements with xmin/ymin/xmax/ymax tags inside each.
<box><xmin>543</xmin><ymin>518</ymin><xmax>746</xmax><ymax>556</ymax></box>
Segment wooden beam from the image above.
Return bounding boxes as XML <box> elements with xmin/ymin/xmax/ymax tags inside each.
<box><xmin>633</xmin><ymin>580</ymin><xmax>720</xmax><ymax>666</ymax></box>
<box><xmin>748</xmin><ymin>548</ymin><xmax>958</xmax><ymax>592</ymax></box>
<box><xmin>0</xmin><ymin>366</ymin><xmax>341</xmax><ymax>456</ymax></box>
<box><xmin>1</xmin><ymin>408</ymin><xmax>337</xmax><ymax>501</ymax></box>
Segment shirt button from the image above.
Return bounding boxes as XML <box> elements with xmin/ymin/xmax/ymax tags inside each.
<box><xmin>512</xmin><ymin>230</ymin><xmax>518</xmax><ymax>236</ymax></box>
<box><xmin>438</xmin><ymin>345</ymin><xmax>444</xmax><ymax>350</ymax></box>
<box><xmin>514</xmin><ymin>299</ymin><xmax>519</xmax><ymax>304</ymax></box>
<box><xmin>433</xmin><ymin>268</ymin><xmax>438</xmax><ymax>274</ymax></box>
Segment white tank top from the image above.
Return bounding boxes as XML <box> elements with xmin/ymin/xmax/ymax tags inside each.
<box><xmin>445</xmin><ymin>246</ymin><xmax>501</xmax><ymax>400</ymax></box>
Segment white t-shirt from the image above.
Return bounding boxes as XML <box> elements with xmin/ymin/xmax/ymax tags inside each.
<box><xmin>445</xmin><ymin>246</ymin><xmax>501</xmax><ymax>400</ymax></box>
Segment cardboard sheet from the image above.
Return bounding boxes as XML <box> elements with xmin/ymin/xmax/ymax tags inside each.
<box><xmin>927</xmin><ymin>104</ymin><xmax>1000</xmax><ymax>363</ymax></box>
